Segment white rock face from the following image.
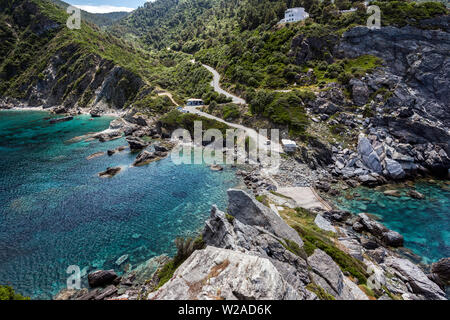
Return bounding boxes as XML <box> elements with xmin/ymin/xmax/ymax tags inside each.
<box><xmin>147</xmin><ymin>246</ymin><xmax>301</xmax><ymax>300</ymax></box>
<box><xmin>384</xmin><ymin>256</ymin><xmax>446</xmax><ymax>300</ymax></box>
<box><xmin>314</xmin><ymin>214</ymin><xmax>336</xmax><ymax>233</ymax></box>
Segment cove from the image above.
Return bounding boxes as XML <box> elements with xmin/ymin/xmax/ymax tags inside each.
<box><xmin>335</xmin><ymin>182</ymin><xmax>450</xmax><ymax>265</ymax></box>
<box><xmin>0</xmin><ymin>110</ymin><xmax>240</xmax><ymax>299</ymax></box>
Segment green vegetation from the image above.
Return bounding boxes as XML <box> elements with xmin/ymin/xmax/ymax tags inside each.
<box><xmin>278</xmin><ymin>207</ymin><xmax>368</xmax><ymax>285</ymax></box>
<box><xmin>255</xmin><ymin>194</ymin><xmax>270</xmax><ymax>206</ymax></box>
<box><xmin>281</xmin><ymin>238</ymin><xmax>307</xmax><ymax>259</ymax></box>
<box><xmin>295</xmin><ymin>224</ymin><xmax>368</xmax><ymax>285</ymax></box>
<box><xmin>0</xmin><ymin>285</ymin><xmax>29</xmax><ymax>300</ymax></box>
<box><xmin>247</xmin><ymin>90</ymin><xmax>311</xmax><ymax>138</ymax></box>
<box><xmin>306</xmin><ymin>282</ymin><xmax>336</xmax><ymax>300</ymax></box>
<box><xmin>225</xmin><ymin>213</ymin><xmax>235</xmax><ymax>224</ymax></box>
<box><xmin>372</xmin><ymin>1</ymin><xmax>447</xmax><ymax>27</ymax></box>
<box><xmin>155</xmin><ymin>236</ymin><xmax>205</xmax><ymax>290</ymax></box>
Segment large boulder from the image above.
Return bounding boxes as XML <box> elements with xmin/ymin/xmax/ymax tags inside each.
<box><xmin>431</xmin><ymin>258</ymin><xmax>450</xmax><ymax>286</ymax></box>
<box><xmin>384</xmin><ymin>256</ymin><xmax>446</xmax><ymax>300</ymax></box>
<box><xmin>126</xmin><ymin>136</ymin><xmax>149</xmax><ymax>151</ymax></box>
<box><xmin>384</xmin><ymin>158</ymin><xmax>405</xmax><ymax>179</ymax></box>
<box><xmin>227</xmin><ymin>189</ymin><xmax>303</xmax><ymax>248</ymax></box>
<box><xmin>203</xmin><ymin>206</ymin><xmax>311</xmax><ymax>298</ymax></box>
<box><xmin>147</xmin><ymin>246</ymin><xmax>301</xmax><ymax>300</ymax></box>
<box><xmin>88</xmin><ymin>270</ymin><xmax>118</xmax><ymax>288</ymax></box>
<box><xmin>307</xmin><ymin>249</ymin><xmax>368</xmax><ymax>300</ymax></box>
<box><xmin>356</xmin><ymin>213</ymin><xmax>403</xmax><ymax>247</ymax></box>
<box><xmin>357</xmin><ymin>135</ymin><xmax>382</xmax><ymax>173</ymax></box>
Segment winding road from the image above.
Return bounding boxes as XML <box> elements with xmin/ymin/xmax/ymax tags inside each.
<box><xmin>184</xmin><ymin>60</ymin><xmax>284</xmax><ymax>160</ymax></box>
<box><xmin>201</xmin><ymin>64</ymin><xmax>246</xmax><ymax>105</ymax></box>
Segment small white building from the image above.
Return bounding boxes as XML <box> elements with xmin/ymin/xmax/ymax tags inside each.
<box><xmin>282</xmin><ymin>139</ymin><xmax>297</xmax><ymax>153</ymax></box>
<box><xmin>186</xmin><ymin>99</ymin><xmax>204</xmax><ymax>107</ymax></box>
<box><xmin>279</xmin><ymin>7</ymin><xmax>309</xmax><ymax>24</ymax></box>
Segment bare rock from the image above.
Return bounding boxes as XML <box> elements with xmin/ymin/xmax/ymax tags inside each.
<box><xmin>147</xmin><ymin>246</ymin><xmax>302</xmax><ymax>300</ymax></box>
<box><xmin>88</xmin><ymin>270</ymin><xmax>118</xmax><ymax>288</ymax></box>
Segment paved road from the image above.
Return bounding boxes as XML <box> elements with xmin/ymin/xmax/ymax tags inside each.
<box><xmin>201</xmin><ymin>64</ymin><xmax>246</xmax><ymax>105</ymax></box>
<box><xmin>184</xmin><ymin>105</ymin><xmax>283</xmax><ymax>158</ymax></box>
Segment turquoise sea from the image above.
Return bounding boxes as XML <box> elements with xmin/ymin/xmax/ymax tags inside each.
<box><xmin>336</xmin><ymin>182</ymin><xmax>450</xmax><ymax>265</ymax></box>
<box><xmin>0</xmin><ymin>110</ymin><xmax>240</xmax><ymax>299</ymax></box>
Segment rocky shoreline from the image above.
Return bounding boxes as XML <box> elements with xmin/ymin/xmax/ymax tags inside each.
<box><xmin>55</xmin><ymin>188</ymin><xmax>449</xmax><ymax>301</ymax></box>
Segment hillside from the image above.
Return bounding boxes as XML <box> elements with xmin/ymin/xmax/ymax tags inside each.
<box><xmin>0</xmin><ymin>0</ymin><xmax>231</xmax><ymax>116</ymax></box>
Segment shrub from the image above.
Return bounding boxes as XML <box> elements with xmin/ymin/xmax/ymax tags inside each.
<box><xmin>0</xmin><ymin>285</ymin><xmax>29</xmax><ymax>300</ymax></box>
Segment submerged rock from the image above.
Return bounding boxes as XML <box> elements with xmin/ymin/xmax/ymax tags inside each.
<box><xmin>86</xmin><ymin>152</ymin><xmax>105</xmax><ymax>160</ymax></box>
<box><xmin>407</xmin><ymin>190</ymin><xmax>425</xmax><ymax>199</ymax></box>
<box><xmin>49</xmin><ymin>116</ymin><xmax>73</xmax><ymax>124</ymax></box>
<box><xmin>98</xmin><ymin>167</ymin><xmax>121</xmax><ymax>178</ymax></box>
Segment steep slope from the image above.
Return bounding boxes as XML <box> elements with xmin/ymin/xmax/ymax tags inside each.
<box><xmin>0</xmin><ymin>0</ymin><xmax>177</xmax><ymax>115</ymax></box>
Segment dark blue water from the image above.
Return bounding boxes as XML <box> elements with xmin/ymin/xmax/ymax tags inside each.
<box><xmin>0</xmin><ymin>110</ymin><xmax>240</xmax><ymax>299</ymax></box>
<box><xmin>335</xmin><ymin>182</ymin><xmax>450</xmax><ymax>264</ymax></box>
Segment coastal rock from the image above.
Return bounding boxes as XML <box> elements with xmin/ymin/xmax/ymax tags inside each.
<box><xmin>98</xmin><ymin>167</ymin><xmax>121</xmax><ymax>178</ymax></box>
<box><xmin>308</xmin><ymin>249</ymin><xmax>368</xmax><ymax>300</ymax></box>
<box><xmin>88</xmin><ymin>270</ymin><xmax>118</xmax><ymax>288</ymax></box>
<box><xmin>384</xmin><ymin>256</ymin><xmax>446</xmax><ymax>300</ymax></box>
<box><xmin>147</xmin><ymin>246</ymin><xmax>301</xmax><ymax>300</ymax></box>
<box><xmin>126</xmin><ymin>136</ymin><xmax>149</xmax><ymax>151</ymax></box>
<box><xmin>133</xmin><ymin>150</ymin><xmax>168</xmax><ymax>166</ymax></box>
<box><xmin>381</xmin><ymin>230</ymin><xmax>404</xmax><ymax>247</ymax></box>
<box><xmin>133</xmin><ymin>150</ymin><xmax>156</xmax><ymax>166</ymax></box>
<box><xmin>356</xmin><ymin>213</ymin><xmax>403</xmax><ymax>247</ymax></box>
<box><xmin>357</xmin><ymin>135</ymin><xmax>382</xmax><ymax>173</ymax></box>
<box><xmin>385</xmin><ymin>158</ymin><xmax>405</xmax><ymax>179</ymax></box>
<box><xmin>95</xmin><ymin>130</ymin><xmax>122</xmax><ymax>142</ymax></box>
<box><xmin>407</xmin><ymin>190</ymin><xmax>425</xmax><ymax>199</ymax></box>
<box><xmin>210</xmin><ymin>164</ymin><xmax>223</xmax><ymax>171</ymax></box>
<box><xmin>203</xmin><ymin>205</ymin><xmax>311</xmax><ymax>298</ymax></box>
<box><xmin>350</xmin><ymin>79</ymin><xmax>369</xmax><ymax>106</ymax></box>
<box><xmin>227</xmin><ymin>189</ymin><xmax>304</xmax><ymax>248</ymax></box>
<box><xmin>431</xmin><ymin>258</ymin><xmax>450</xmax><ymax>286</ymax></box>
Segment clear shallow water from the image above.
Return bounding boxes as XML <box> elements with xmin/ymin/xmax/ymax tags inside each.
<box><xmin>335</xmin><ymin>182</ymin><xmax>450</xmax><ymax>264</ymax></box>
<box><xmin>0</xmin><ymin>110</ymin><xmax>240</xmax><ymax>299</ymax></box>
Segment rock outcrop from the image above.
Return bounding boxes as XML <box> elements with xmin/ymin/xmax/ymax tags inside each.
<box><xmin>384</xmin><ymin>256</ymin><xmax>446</xmax><ymax>300</ymax></box>
<box><xmin>148</xmin><ymin>246</ymin><xmax>302</xmax><ymax>300</ymax></box>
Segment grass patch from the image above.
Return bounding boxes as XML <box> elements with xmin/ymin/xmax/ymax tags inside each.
<box><xmin>306</xmin><ymin>282</ymin><xmax>335</xmax><ymax>300</ymax></box>
<box><xmin>225</xmin><ymin>213</ymin><xmax>235</xmax><ymax>224</ymax></box>
<box><xmin>155</xmin><ymin>235</ymin><xmax>205</xmax><ymax>290</ymax></box>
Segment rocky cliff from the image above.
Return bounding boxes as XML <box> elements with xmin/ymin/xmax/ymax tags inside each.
<box><xmin>0</xmin><ymin>0</ymin><xmax>154</xmax><ymax>116</ymax></box>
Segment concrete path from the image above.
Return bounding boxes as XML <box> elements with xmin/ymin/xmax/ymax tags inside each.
<box><xmin>276</xmin><ymin>187</ymin><xmax>332</xmax><ymax>211</ymax></box>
